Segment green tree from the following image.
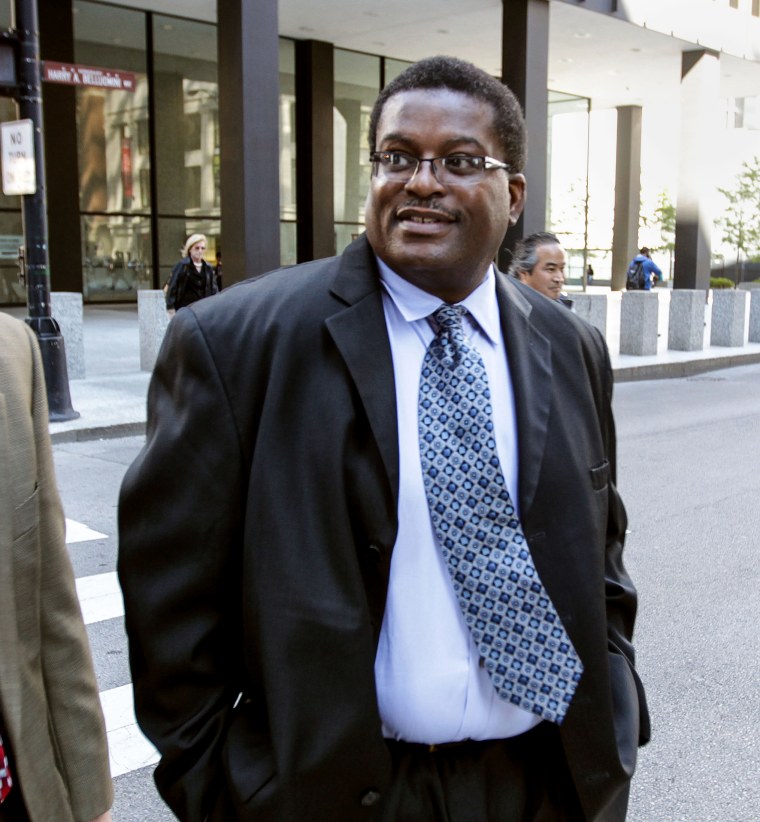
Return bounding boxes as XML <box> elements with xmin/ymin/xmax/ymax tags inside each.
<box><xmin>716</xmin><ymin>157</ymin><xmax>760</xmax><ymax>277</ymax></box>
<box><xmin>640</xmin><ymin>190</ymin><xmax>676</xmax><ymax>278</ymax></box>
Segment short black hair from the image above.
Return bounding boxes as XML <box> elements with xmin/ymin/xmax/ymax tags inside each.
<box><xmin>368</xmin><ymin>55</ymin><xmax>527</xmax><ymax>172</ymax></box>
<box><xmin>508</xmin><ymin>232</ymin><xmax>562</xmax><ymax>277</ymax></box>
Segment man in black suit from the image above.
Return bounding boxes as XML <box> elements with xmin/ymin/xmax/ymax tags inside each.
<box><xmin>118</xmin><ymin>56</ymin><xmax>649</xmax><ymax>821</ymax></box>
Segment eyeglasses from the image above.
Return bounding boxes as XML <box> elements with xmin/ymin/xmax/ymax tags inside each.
<box><xmin>370</xmin><ymin>150</ymin><xmax>510</xmax><ymax>186</ymax></box>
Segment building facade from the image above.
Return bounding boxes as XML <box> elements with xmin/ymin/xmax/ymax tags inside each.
<box><xmin>0</xmin><ymin>0</ymin><xmax>758</xmax><ymax>304</ymax></box>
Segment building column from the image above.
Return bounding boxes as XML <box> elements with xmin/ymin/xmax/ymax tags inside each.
<box><xmin>611</xmin><ymin>105</ymin><xmax>642</xmax><ymax>291</ymax></box>
<box><xmin>673</xmin><ymin>49</ymin><xmax>720</xmax><ymax>291</ymax></box>
<box><xmin>500</xmin><ymin>0</ymin><xmax>550</xmax><ymax>269</ymax></box>
<box><xmin>217</xmin><ymin>0</ymin><xmax>280</xmax><ymax>283</ymax></box>
<box><xmin>39</xmin><ymin>0</ymin><xmax>81</xmax><ymax>294</ymax></box>
<box><xmin>295</xmin><ymin>40</ymin><xmax>334</xmax><ymax>262</ymax></box>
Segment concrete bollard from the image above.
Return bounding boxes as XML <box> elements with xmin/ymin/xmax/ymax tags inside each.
<box><xmin>668</xmin><ymin>289</ymin><xmax>705</xmax><ymax>352</ymax></box>
<box><xmin>710</xmin><ymin>289</ymin><xmax>748</xmax><ymax>347</ymax></box>
<box><xmin>572</xmin><ymin>293</ymin><xmax>607</xmax><ymax>336</ymax></box>
<box><xmin>748</xmin><ymin>289</ymin><xmax>760</xmax><ymax>344</ymax></box>
<box><xmin>620</xmin><ymin>291</ymin><xmax>658</xmax><ymax>356</ymax></box>
<box><xmin>138</xmin><ymin>289</ymin><xmax>172</xmax><ymax>372</ymax></box>
<box><xmin>50</xmin><ymin>291</ymin><xmax>85</xmax><ymax>379</ymax></box>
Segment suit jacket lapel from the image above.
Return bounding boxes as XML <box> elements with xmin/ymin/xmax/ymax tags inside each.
<box><xmin>325</xmin><ymin>237</ymin><xmax>399</xmax><ymax>498</ymax></box>
<box><xmin>495</xmin><ymin>274</ymin><xmax>553</xmax><ymax>518</ymax></box>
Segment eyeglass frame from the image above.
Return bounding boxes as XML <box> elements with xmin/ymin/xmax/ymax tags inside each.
<box><xmin>369</xmin><ymin>150</ymin><xmax>511</xmax><ymax>186</ymax></box>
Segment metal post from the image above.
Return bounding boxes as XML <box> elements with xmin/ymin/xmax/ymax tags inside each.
<box><xmin>13</xmin><ymin>0</ymin><xmax>78</xmax><ymax>420</ymax></box>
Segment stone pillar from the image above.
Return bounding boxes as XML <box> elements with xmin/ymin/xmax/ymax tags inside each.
<box><xmin>668</xmin><ymin>289</ymin><xmax>704</xmax><ymax>351</ymax></box>
<box><xmin>138</xmin><ymin>289</ymin><xmax>172</xmax><ymax>372</ymax></box>
<box><xmin>673</xmin><ymin>50</ymin><xmax>720</xmax><ymax>290</ymax></box>
<box><xmin>50</xmin><ymin>292</ymin><xmax>85</xmax><ymax>379</ymax></box>
<box><xmin>499</xmin><ymin>0</ymin><xmax>549</xmax><ymax>265</ymax></box>
<box><xmin>296</xmin><ymin>40</ymin><xmax>335</xmax><ymax>262</ymax></box>
<box><xmin>611</xmin><ymin>106</ymin><xmax>642</xmax><ymax>292</ymax></box>
<box><xmin>710</xmin><ymin>289</ymin><xmax>748</xmax><ymax>347</ymax></box>
<box><xmin>620</xmin><ymin>291</ymin><xmax>658</xmax><ymax>356</ymax></box>
<box><xmin>748</xmin><ymin>289</ymin><xmax>760</xmax><ymax>344</ymax></box>
<box><xmin>218</xmin><ymin>0</ymin><xmax>280</xmax><ymax>283</ymax></box>
<box><xmin>573</xmin><ymin>293</ymin><xmax>607</xmax><ymax>336</ymax></box>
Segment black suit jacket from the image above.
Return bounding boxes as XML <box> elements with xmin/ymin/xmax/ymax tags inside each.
<box><xmin>118</xmin><ymin>236</ymin><xmax>649</xmax><ymax>822</ymax></box>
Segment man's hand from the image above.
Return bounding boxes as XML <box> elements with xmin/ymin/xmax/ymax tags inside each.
<box><xmin>89</xmin><ymin>812</ymin><xmax>113</xmax><ymax>822</ymax></box>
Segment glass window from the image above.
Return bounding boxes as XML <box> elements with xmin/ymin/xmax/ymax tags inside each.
<box><xmin>334</xmin><ymin>50</ymin><xmax>380</xmax><ymax>251</ymax></box>
<box><xmin>153</xmin><ymin>15</ymin><xmax>219</xmax><ymax>220</ymax></box>
<box><xmin>0</xmin><ymin>211</ymin><xmax>24</xmax><ymax>304</ymax></box>
<box><xmin>384</xmin><ymin>58</ymin><xmax>411</xmax><ymax>86</ymax></box>
<box><xmin>547</xmin><ymin>91</ymin><xmax>591</xmax><ymax>285</ymax></box>
<box><xmin>81</xmin><ymin>214</ymin><xmax>152</xmax><ymax>302</ymax></box>
<box><xmin>73</xmin><ymin>2</ymin><xmax>149</xmax><ymax>216</ymax></box>
<box><xmin>0</xmin><ymin>97</ymin><xmax>21</xmax><ymax>213</ymax></box>
<box><xmin>280</xmin><ymin>39</ymin><xmax>297</xmax><ymax>223</ymax></box>
<box><xmin>280</xmin><ymin>222</ymin><xmax>297</xmax><ymax>267</ymax></box>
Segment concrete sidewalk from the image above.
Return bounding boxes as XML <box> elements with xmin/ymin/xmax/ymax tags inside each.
<box><xmin>3</xmin><ymin>295</ymin><xmax>760</xmax><ymax>443</ymax></box>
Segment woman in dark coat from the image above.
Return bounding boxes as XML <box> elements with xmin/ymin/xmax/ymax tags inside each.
<box><xmin>165</xmin><ymin>233</ymin><xmax>219</xmax><ymax>312</ymax></box>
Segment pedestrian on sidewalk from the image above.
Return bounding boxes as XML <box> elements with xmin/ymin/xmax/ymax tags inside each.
<box><xmin>0</xmin><ymin>313</ymin><xmax>113</xmax><ymax>822</ymax></box>
<box><xmin>165</xmin><ymin>233</ymin><xmax>219</xmax><ymax>314</ymax></box>
<box><xmin>626</xmin><ymin>247</ymin><xmax>662</xmax><ymax>291</ymax></box>
<box><xmin>119</xmin><ymin>55</ymin><xmax>648</xmax><ymax>822</ymax></box>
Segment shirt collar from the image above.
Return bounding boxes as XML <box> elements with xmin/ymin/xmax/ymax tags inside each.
<box><xmin>376</xmin><ymin>257</ymin><xmax>502</xmax><ymax>347</ymax></box>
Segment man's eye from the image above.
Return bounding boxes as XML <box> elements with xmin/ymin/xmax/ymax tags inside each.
<box><xmin>384</xmin><ymin>152</ymin><xmax>414</xmax><ymax>168</ymax></box>
<box><xmin>443</xmin><ymin>155</ymin><xmax>481</xmax><ymax>173</ymax></box>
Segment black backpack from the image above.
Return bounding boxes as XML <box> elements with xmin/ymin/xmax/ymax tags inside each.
<box><xmin>626</xmin><ymin>260</ymin><xmax>646</xmax><ymax>290</ymax></box>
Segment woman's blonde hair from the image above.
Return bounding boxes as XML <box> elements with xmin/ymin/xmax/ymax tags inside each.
<box><xmin>182</xmin><ymin>233</ymin><xmax>207</xmax><ymax>258</ymax></box>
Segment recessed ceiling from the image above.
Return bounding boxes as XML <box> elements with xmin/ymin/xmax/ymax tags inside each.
<box><xmin>92</xmin><ymin>0</ymin><xmax>760</xmax><ymax>109</ymax></box>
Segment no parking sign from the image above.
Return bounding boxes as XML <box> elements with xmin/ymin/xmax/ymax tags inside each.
<box><xmin>1</xmin><ymin>118</ymin><xmax>36</xmax><ymax>196</ymax></box>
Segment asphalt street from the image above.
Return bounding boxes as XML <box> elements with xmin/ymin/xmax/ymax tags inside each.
<box><xmin>52</xmin><ymin>362</ymin><xmax>760</xmax><ymax>821</ymax></box>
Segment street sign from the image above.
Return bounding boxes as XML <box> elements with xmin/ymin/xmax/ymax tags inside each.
<box><xmin>43</xmin><ymin>61</ymin><xmax>136</xmax><ymax>92</ymax></box>
<box><xmin>0</xmin><ymin>119</ymin><xmax>35</xmax><ymax>195</ymax></box>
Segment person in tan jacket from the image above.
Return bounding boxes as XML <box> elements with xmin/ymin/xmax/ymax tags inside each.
<box><xmin>0</xmin><ymin>312</ymin><xmax>112</xmax><ymax>822</ymax></box>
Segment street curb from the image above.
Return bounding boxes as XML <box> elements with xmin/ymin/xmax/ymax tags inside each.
<box><xmin>47</xmin><ymin>353</ymin><xmax>760</xmax><ymax>442</ymax></box>
<box><xmin>613</xmin><ymin>351</ymin><xmax>760</xmax><ymax>382</ymax></box>
<box><xmin>50</xmin><ymin>421</ymin><xmax>146</xmax><ymax>444</ymax></box>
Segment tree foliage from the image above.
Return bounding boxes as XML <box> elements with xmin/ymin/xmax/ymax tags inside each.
<box><xmin>717</xmin><ymin>156</ymin><xmax>760</xmax><ymax>263</ymax></box>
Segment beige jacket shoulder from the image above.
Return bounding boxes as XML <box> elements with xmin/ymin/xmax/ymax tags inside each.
<box><xmin>0</xmin><ymin>313</ymin><xmax>112</xmax><ymax>822</ymax></box>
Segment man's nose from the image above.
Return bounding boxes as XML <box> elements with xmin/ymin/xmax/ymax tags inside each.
<box><xmin>405</xmin><ymin>160</ymin><xmax>445</xmax><ymax>195</ymax></box>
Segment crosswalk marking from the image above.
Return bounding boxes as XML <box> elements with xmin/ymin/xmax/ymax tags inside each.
<box><xmin>100</xmin><ymin>685</ymin><xmax>160</xmax><ymax>778</ymax></box>
<box><xmin>66</xmin><ymin>517</ymin><xmax>107</xmax><ymax>543</ymax></box>
<box><xmin>67</xmin><ymin>518</ymin><xmax>158</xmax><ymax>779</ymax></box>
<box><xmin>75</xmin><ymin>571</ymin><xmax>125</xmax><ymax>625</ymax></box>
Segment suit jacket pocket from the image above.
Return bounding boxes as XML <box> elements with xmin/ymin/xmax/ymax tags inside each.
<box><xmin>221</xmin><ymin>701</ymin><xmax>278</xmax><ymax>819</ymax></box>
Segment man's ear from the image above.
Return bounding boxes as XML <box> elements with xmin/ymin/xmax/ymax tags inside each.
<box><xmin>508</xmin><ymin>174</ymin><xmax>526</xmax><ymax>226</ymax></box>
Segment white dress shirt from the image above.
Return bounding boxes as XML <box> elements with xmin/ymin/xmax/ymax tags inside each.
<box><xmin>374</xmin><ymin>260</ymin><xmax>543</xmax><ymax>743</ymax></box>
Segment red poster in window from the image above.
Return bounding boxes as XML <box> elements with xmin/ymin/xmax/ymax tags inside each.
<box><xmin>121</xmin><ymin>136</ymin><xmax>133</xmax><ymax>206</ymax></box>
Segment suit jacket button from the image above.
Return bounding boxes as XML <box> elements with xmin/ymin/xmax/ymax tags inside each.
<box><xmin>360</xmin><ymin>789</ymin><xmax>381</xmax><ymax>807</ymax></box>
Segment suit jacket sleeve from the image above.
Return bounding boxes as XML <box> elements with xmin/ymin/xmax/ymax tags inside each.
<box><xmin>118</xmin><ymin>308</ymin><xmax>248</xmax><ymax>821</ymax></box>
<box><xmin>165</xmin><ymin>260</ymin><xmax>186</xmax><ymax>309</ymax></box>
<box><xmin>9</xmin><ymin>321</ymin><xmax>113</xmax><ymax>820</ymax></box>
<box><xmin>588</xmin><ymin>323</ymin><xmax>651</xmax><ymax>747</ymax></box>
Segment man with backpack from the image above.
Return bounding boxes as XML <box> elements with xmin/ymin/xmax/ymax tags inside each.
<box><xmin>626</xmin><ymin>247</ymin><xmax>662</xmax><ymax>290</ymax></box>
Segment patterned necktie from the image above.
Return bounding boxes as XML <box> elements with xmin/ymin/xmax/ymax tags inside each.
<box><xmin>0</xmin><ymin>734</ymin><xmax>12</xmax><ymax>803</ymax></box>
<box><xmin>418</xmin><ymin>304</ymin><xmax>583</xmax><ymax>724</ymax></box>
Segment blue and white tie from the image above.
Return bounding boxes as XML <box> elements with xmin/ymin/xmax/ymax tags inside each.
<box><xmin>418</xmin><ymin>303</ymin><xmax>583</xmax><ymax>724</ymax></box>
